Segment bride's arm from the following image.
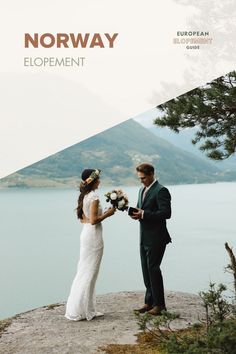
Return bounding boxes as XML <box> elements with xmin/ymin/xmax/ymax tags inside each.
<box><xmin>90</xmin><ymin>200</ymin><xmax>115</xmax><ymax>225</ymax></box>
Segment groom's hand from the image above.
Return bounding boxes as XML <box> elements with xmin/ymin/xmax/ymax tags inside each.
<box><xmin>131</xmin><ymin>208</ymin><xmax>143</xmax><ymax>220</ymax></box>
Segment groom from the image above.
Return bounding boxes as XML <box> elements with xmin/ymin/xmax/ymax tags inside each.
<box><xmin>131</xmin><ymin>163</ymin><xmax>172</xmax><ymax>315</ymax></box>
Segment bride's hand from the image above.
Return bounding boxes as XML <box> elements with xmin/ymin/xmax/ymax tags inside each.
<box><xmin>106</xmin><ymin>207</ymin><xmax>116</xmax><ymax>217</ymax></box>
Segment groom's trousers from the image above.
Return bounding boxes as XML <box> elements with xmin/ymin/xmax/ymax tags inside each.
<box><xmin>140</xmin><ymin>242</ymin><xmax>166</xmax><ymax>307</ymax></box>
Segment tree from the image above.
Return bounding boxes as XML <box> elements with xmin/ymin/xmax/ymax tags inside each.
<box><xmin>154</xmin><ymin>71</ymin><xmax>236</xmax><ymax>160</ymax></box>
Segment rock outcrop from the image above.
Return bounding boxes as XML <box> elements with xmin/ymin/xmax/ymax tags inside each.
<box><xmin>0</xmin><ymin>291</ymin><xmax>204</xmax><ymax>354</ymax></box>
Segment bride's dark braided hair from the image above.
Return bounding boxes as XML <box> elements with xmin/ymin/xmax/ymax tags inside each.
<box><xmin>76</xmin><ymin>169</ymin><xmax>100</xmax><ymax>219</ymax></box>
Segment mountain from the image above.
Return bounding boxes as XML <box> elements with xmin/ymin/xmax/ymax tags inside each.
<box><xmin>1</xmin><ymin>119</ymin><xmax>236</xmax><ymax>188</ymax></box>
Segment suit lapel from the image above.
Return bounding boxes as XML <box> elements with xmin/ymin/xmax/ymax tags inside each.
<box><xmin>138</xmin><ymin>187</ymin><xmax>145</xmax><ymax>208</ymax></box>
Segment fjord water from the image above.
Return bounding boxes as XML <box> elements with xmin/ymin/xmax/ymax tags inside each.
<box><xmin>0</xmin><ymin>183</ymin><xmax>235</xmax><ymax>319</ymax></box>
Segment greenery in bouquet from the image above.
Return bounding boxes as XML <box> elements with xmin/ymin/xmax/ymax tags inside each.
<box><xmin>104</xmin><ymin>189</ymin><xmax>129</xmax><ymax>211</ymax></box>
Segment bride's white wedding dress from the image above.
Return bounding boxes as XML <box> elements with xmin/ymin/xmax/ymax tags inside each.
<box><xmin>65</xmin><ymin>191</ymin><xmax>104</xmax><ymax>321</ymax></box>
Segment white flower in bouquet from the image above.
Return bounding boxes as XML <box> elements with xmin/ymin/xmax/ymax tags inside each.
<box><xmin>118</xmin><ymin>199</ymin><xmax>126</xmax><ymax>209</ymax></box>
<box><xmin>110</xmin><ymin>192</ymin><xmax>118</xmax><ymax>200</ymax></box>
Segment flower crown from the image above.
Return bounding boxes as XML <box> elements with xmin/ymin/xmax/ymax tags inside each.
<box><xmin>83</xmin><ymin>169</ymin><xmax>100</xmax><ymax>185</ymax></box>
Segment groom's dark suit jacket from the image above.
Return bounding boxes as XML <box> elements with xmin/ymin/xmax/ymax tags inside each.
<box><xmin>137</xmin><ymin>181</ymin><xmax>172</xmax><ymax>246</ymax></box>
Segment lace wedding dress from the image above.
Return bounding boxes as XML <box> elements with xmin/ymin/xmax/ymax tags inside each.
<box><xmin>65</xmin><ymin>191</ymin><xmax>104</xmax><ymax>321</ymax></box>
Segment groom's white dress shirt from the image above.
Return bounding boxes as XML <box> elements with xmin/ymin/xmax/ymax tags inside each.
<box><xmin>141</xmin><ymin>179</ymin><xmax>157</xmax><ymax>218</ymax></box>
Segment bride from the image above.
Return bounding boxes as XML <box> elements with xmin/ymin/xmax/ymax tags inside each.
<box><xmin>65</xmin><ymin>169</ymin><xmax>115</xmax><ymax>321</ymax></box>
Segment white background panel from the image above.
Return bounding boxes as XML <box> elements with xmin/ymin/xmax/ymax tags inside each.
<box><xmin>0</xmin><ymin>0</ymin><xmax>236</xmax><ymax>177</ymax></box>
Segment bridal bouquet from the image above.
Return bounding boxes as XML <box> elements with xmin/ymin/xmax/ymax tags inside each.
<box><xmin>104</xmin><ymin>189</ymin><xmax>129</xmax><ymax>211</ymax></box>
